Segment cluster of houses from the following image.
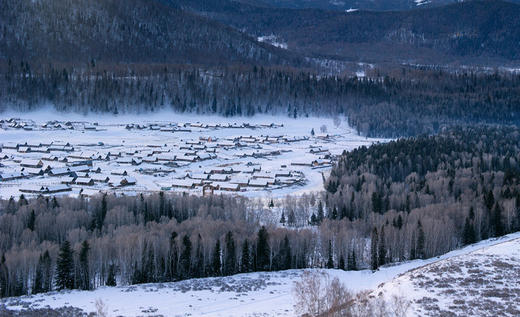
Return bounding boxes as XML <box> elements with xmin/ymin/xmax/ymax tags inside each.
<box><xmin>125</xmin><ymin>121</ymin><xmax>284</xmax><ymax>132</ymax></box>
<box><xmin>0</xmin><ymin>118</ymin><xmax>105</xmax><ymax>131</ymax></box>
<box><xmin>0</xmin><ymin>119</ymin><xmax>340</xmax><ymax>197</ymax></box>
<box><xmin>166</xmin><ymin>164</ymin><xmax>304</xmax><ymax>194</ymax></box>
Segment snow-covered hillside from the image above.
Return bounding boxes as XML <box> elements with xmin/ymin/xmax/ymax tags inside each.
<box><xmin>2</xmin><ymin>232</ymin><xmax>520</xmax><ymax>316</ymax></box>
<box><xmin>377</xmin><ymin>233</ymin><xmax>520</xmax><ymax>316</ymax></box>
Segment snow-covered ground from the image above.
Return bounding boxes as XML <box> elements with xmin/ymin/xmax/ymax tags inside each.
<box><xmin>377</xmin><ymin>233</ymin><xmax>520</xmax><ymax>316</ymax></box>
<box><xmin>0</xmin><ymin>110</ymin><xmax>385</xmax><ymax>199</ymax></box>
<box><xmin>2</xmin><ymin>232</ymin><xmax>520</xmax><ymax>316</ymax></box>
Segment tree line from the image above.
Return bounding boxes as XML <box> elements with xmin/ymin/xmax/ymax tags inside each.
<box><xmin>2</xmin><ymin>61</ymin><xmax>520</xmax><ymax>137</ymax></box>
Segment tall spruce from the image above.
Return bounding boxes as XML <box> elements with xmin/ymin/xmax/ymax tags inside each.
<box><xmin>241</xmin><ymin>239</ymin><xmax>251</xmax><ymax>273</ymax></box>
<box><xmin>416</xmin><ymin>221</ymin><xmax>426</xmax><ymax>259</ymax></box>
<box><xmin>55</xmin><ymin>241</ymin><xmax>74</xmax><ymax>290</ymax></box>
<box><xmin>78</xmin><ymin>240</ymin><xmax>90</xmax><ymax>290</ymax></box>
<box><xmin>212</xmin><ymin>239</ymin><xmax>222</xmax><ymax>276</ymax></box>
<box><xmin>106</xmin><ymin>264</ymin><xmax>116</xmax><ymax>286</ymax></box>
<box><xmin>462</xmin><ymin>217</ymin><xmax>476</xmax><ymax>245</ymax></box>
<box><xmin>378</xmin><ymin>226</ymin><xmax>386</xmax><ymax>267</ymax></box>
<box><xmin>256</xmin><ymin>226</ymin><xmax>270</xmax><ymax>271</ymax></box>
<box><xmin>370</xmin><ymin>227</ymin><xmax>379</xmax><ymax>271</ymax></box>
<box><xmin>224</xmin><ymin>231</ymin><xmax>236</xmax><ymax>276</ymax></box>
<box><xmin>180</xmin><ymin>234</ymin><xmax>192</xmax><ymax>279</ymax></box>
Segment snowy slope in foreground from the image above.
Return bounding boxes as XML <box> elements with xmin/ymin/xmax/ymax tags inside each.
<box><xmin>3</xmin><ymin>232</ymin><xmax>520</xmax><ymax>316</ymax></box>
<box><xmin>377</xmin><ymin>233</ymin><xmax>520</xmax><ymax>316</ymax></box>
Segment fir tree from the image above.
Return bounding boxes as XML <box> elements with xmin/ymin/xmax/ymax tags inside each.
<box><xmin>493</xmin><ymin>203</ymin><xmax>505</xmax><ymax>237</ymax></box>
<box><xmin>378</xmin><ymin>226</ymin><xmax>386</xmax><ymax>267</ymax></box>
<box><xmin>32</xmin><ymin>254</ymin><xmax>44</xmax><ymax>294</ymax></box>
<box><xmin>194</xmin><ymin>234</ymin><xmax>204</xmax><ymax>278</ymax></box>
<box><xmin>462</xmin><ymin>217</ymin><xmax>476</xmax><ymax>245</ymax></box>
<box><xmin>106</xmin><ymin>264</ymin><xmax>116</xmax><ymax>286</ymax></box>
<box><xmin>241</xmin><ymin>239</ymin><xmax>251</xmax><ymax>273</ymax></box>
<box><xmin>256</xmin><ymin>226</ymin><xmax>270</xmax><ymax>271</ymax></box>
<box><xmin>41</xmin><ymin>251</ymin><xmax>52</xmax><ymax>292</ymax></box>
<box><xmin>339</xmin><ymin>254</ymin><xmax>345</xmax><ymax>270</ymax></box>
<box><xmin>370</xmin><ymin>227</ymin><xmax>379</xmax><ymax>271</ymax></box>
<box><xmin>280</xmin><ymin>211</ymin><xmax>286</xmax><ymax>225</ymax></box>
<box><xmin>168</xmin><ymin>232</ymin><xmax>178</xmax><ymax>281</ymax></box>
<box><xmin>78</xmin><ymin>240</ymin><xmax>90</xmax><ymax>290</ymax></box>
<box><xmin>281</xmin><ymin>235</ymin><xmax>292</xmax><ymax>270</ymax></box>
<box><xmin>212</xmin><ymin>239</ymin><xmax>222</xmax><ymax>276</ymax></box>
<box><xmin>55</xmin><ymin>241</ymin><xmax>74</xmax><ymax>290</ymax></box>
<box><xmin>416</xmin><ymin>221</ymin><xmax>426</xmax><ymax>259</ymax></box>
<box><xmin>224</xmin><ymin>232</ymin><xmax>236</xmax><ymax>276</ymax></box>
<box><xmin>180</xmin><ymin>234</ymin><xmax>192</xmax><ymax>279</ymax></box>
<box><xmin>27</xmin><ymin>210</ymin><xmax>36</xmax><ymax>231</ymax></box>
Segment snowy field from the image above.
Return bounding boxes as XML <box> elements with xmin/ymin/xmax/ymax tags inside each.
<box><xmin>0</xmin><ymin>110</ymin><xmax>385</xmax><ymax>199</ymax></box>
<box><xmin>2</xmin><ymin>232</ymin><xmax>520</xmax><ymax>316</ymax></box>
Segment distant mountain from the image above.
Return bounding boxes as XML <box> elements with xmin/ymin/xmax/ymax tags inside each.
<box><xmin>0</xmin><ymin>0</ymin><xmax>302</xmax><ymax>66</ymax></box>
<box><xmin>237</xmin><ymin>0</ymin><xmax>520</xmax><ymax>11</ymax></box>
<box><xmin>184</xmin><ymin>0</ymin><xmax>520</xmax><ymax>64</ymax></box>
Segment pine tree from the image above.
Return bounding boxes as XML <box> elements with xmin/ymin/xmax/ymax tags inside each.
<box><xmin>269</xmin><ymin>199</ymin><xmax>274</xmax><ymax>208</ymax></box>
<box><xmin>79</xmin><ymin>240</ymin><xmax>90</xmax><ymax>290</ymax></box>
<box><xmin>106</xmin><ymin>264</ymin><xmax>116</xmax><ymax>286</ymax></box>
<box><xmin>370</xmin><ymin>227</ymin><xmax>379</xmax><ymax>271</ymax></box>
<box><xmin>55</xmin><ymin>241</ymin><xmax>74</xmax><ymax>290</ymax></box>
<box><xmin>462</xmin><ymin>217</ymin><xmax>476</xmax><ymax>245</ymax></box>
<box><xmin>339</xmin><ymin>254</ymin><xmax>345</xmax><ymax>270</ymax></box>
<box><xmin>241</xmin><ymin>239</ymin><xmax>251</xmax><ymax>273</ymax></box>
<box><xmin>167</xmin><ymin>232</ymin><xmax>178</xmax><ymax>281</ymax></box>
<box><xmin>194</xmin><ymin>234</ymin><xmax>204</xmax><ymax>278</ymax></box>
<box><xmin>493</xmin><ymin>203</ymin><xmax>505</xmax><ymax>237</ymax></box>
<box><xmin>280</xmin><ymin>211</ymin><xmax>286</xmax><ymax>225</ymax></box>
<box><xmin>311</xmin><ymin>128</ymin><xmax>315</xmax><ymax>136</ymax></box>
<box><xmin>378</xmin><ymin>226</ymin><xmax>386</xmax><ymax>267</ymax></box>
<box><xmin>326</xmin><ymin>240</ymin><xmax>334</xmax><ymax>269</ymax></box>
<box><xmin>27</xmin><ymin>210</ymin><xmax>36</xmax><ymax>231</ymax></box>
<box><xmin>256</xmin><ymin>226</ymin><xmax>270</xmax><ymax>271</ymax></box>
<box><xmin>180</xmin><ymin>234</ymin><xmax>192</xmax><ymax>279</ymax></box>
<box><xmin>52</xmin><ymin>196</ymin><xmax>59</xmax><ymax>209</ymax></box>
<box><xmin>280</xmin><ymin>235</ymin><xmax>292</xmax><ymax>270</ymax></box>
<box><xmin>416</xmin><ymin>221</ymin><xmax>426</xmax><ymax>259</ymax></box>
<box><xmin>212</xmin><ymin>239</ymin><xmax>222</xmax><ymax>276</ymax></box>
<box><xmin>224</xmin><ymin>232</ymin><xmax>236</xmax><ymax>276</ymax></box>
<box><xmin>41</xmin><ymin>250</ymin><xmax>52</xmax><ymax>292</ymax></box>
<box><xmin>33</xmin><ymin>254</ymin><xmax>44</xmax><ymax>294</ymax></box>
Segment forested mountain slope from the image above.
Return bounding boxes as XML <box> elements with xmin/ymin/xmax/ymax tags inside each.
<box><xmin>0</xmin><ymin>0</ymin><xmax>301</xmax><ymax>66</ymax></box>
<box><xmin>180</xmin><ymin>0</ymin><xmax>520</xmax><ymax>64</ymax></box>
<box><xmin>236</xmin><ymin>0</ymin><xmax>520</xmax><ymax>11</ymax></box>
<box><xmin>325</xmin><ymin>126</ymin><xmax>520</xmax><ymax>267</ymax></box>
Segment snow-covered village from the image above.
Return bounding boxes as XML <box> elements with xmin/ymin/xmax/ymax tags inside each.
<box><xmin>0</xmin><ymin>114</ymin><xmax>381</xmax><ymax>199</ymax></box>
